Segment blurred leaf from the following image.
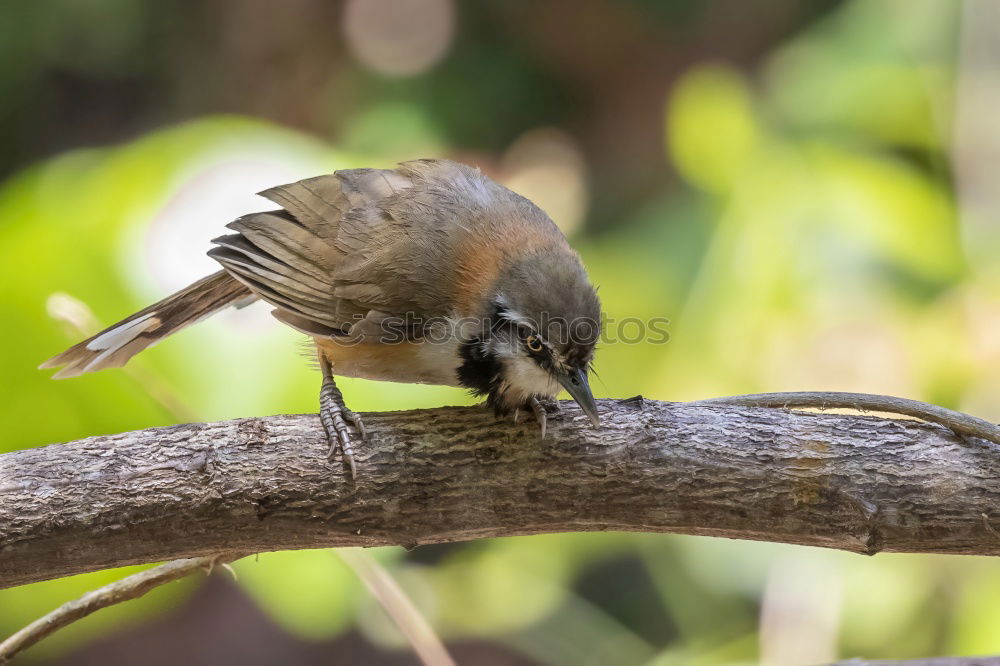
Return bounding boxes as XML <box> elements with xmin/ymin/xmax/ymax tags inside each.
<box><xmin>666</xmin><ymin>64</ymin><xmax>760</xmax><ymax>194</ymax></box>
<box><xmin>837</xmin><ymin>554</ymin><xmax>937</xmax><ymax>657</ymax></box>
<box><xmin>234</xmin><ymin>550</ymin><xmax>362</xmax><ymax>640</ymax></box>
<box><xmin>433</xmin><ymin>535</ymin><xmax>574</xmax><ymax>634</ymax></box>
<box><xmin>946</xmin><ymin>558</ymin><xmax>1000</xmax><ymax>655</ymax></box>
<box><xmin>808</xmin><ymin>142</ymin><xmax>963</xmax><ymax>284</ymax></box>
<box><xmin>764</xmin><ymin>0</ymin><xmax>957</xmax><ymax>149</ymax></box>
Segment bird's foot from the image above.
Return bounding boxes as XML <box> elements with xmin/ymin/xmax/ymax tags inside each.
<box><xmin>536</xmin><ymin>396</ymin><xmax>562</xmax><ymax>412</ymax></box>
<box><xmin>320</xmin><ymin>376</ymin><xmax>367</xmax><ymax>479</ymax></box>
<box><xmin>528</xmin><ymin>395</ymin><xmax>562</xmax><ymax>439</ymax></box>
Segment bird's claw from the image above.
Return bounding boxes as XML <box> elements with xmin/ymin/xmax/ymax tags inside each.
<box><xmin>320</xmin><ymin>377</ymin><xmax>365</xmax><ymax>480</ymax></box>
<box><xmin>344</xmin><ymin>409</ymin><xmax>368</xmax><ymax>441</ymax></box>
<box><xmin>510</xmin><ymin>398</ymin><xmax>564</xmax><ymax>438</ymax></box>
<box><xmin>529</xmin><ymin>396</ymin><xmax>556</xmax><ymax>439</ymax></box>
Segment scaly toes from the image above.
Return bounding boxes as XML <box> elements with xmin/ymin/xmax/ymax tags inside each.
<box><xmin>529</xmin><ymin>396</ymin><xmax>548</xmax><ymax>439</ymax></box>
<box><xmin>343</xmin><ymin>409</ymin><xmax>368</xmax><ymax>441</ymax></box>
<box><xmin>333</xmin><ymin>429</ymin><xmax>358</xmax><ymax>480</ymax></box>
<box><xmin>321</xmin><ymin>408</ymin><xmax>359</xmax><ymax>479</ymax></box>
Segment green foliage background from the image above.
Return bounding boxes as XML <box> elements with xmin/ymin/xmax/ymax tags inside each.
<box><xmin>2</xmin><ymin>1</ymin><xmax>999</xmax><ymax>663</ymax></box>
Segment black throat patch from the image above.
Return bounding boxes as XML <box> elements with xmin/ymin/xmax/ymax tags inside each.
<box><xmin>457</xmin><ymin>337</ymin><xmax>502</xmax><ymax>406</ymax></box>
<box><xmin>457</xmin><ymin>306</ymin><xmax>520</xmax><ymax>415</ymax></box>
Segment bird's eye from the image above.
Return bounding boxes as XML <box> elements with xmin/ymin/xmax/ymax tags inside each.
<box><xmin>526</xmin><ymin>335</ymin><xmax>543</xmax><ymax>353</ymax></box>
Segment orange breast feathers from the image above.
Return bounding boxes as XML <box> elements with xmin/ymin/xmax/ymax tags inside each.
<box><xmin>316</xmin><ymin>337</ymin><xmax>463</xmax><ymax>386</ymax></box>
<box><xmin>449</xmin><ymin>218</ymin><xmax>570</xmax><ymax>316</ymax></box>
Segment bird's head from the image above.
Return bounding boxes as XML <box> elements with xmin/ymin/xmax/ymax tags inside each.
<box><xmin>458</xmin><ymin>249</ymin><xmax>602</xmax><ymax>425</ymax></box>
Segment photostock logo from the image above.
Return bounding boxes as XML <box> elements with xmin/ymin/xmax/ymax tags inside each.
<box><xmin>599</xmin><ymin>314</ymin><xmax>671</xmax><ymax>345</ymax></box>
<box><xmin>339</xmin><ymin>312</ymin><xmax>671</xmax><ymax>346</ymax></box>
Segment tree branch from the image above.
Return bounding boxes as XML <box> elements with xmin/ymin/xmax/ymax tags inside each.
<box><xmin>3</xmin><ymin>397</ymin><xmax>1000</xmax><ymax>590</ymax></box>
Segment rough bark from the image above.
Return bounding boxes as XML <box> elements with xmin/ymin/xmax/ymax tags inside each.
<box><xmin>3</xmin><ymin>398</ymin><xmax>1000</xmax><ymax>590</ymax></box>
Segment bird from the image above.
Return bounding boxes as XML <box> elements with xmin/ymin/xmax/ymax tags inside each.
<box><xmin>40</xmin><ymin>159</ymin><xmax>603</xmax><ymax>477</ymax></box>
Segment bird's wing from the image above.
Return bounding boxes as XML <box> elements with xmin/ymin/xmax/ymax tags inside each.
<box><xmin>208</xmin><ymin>167</ymin><xmax>413</xmax><ymax>338</ymax></box>
<box><xmin>208</xmin><ymin>160</ymin><xmax>564</xmax><ymax>342</ymax></box>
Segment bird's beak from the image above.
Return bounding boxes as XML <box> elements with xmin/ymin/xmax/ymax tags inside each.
<box><xmin>558</xmin><ymin>367</ymin><xmax>600</xmax><ymax>427</ymax></box>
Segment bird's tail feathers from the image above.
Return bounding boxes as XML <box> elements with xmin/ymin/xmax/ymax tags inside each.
<box><xmin>40</xmin><ymin>271</ymin><xmax>254</xmax><ymax>378</ymax></box>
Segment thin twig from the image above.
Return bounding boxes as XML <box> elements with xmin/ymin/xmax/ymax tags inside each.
<box><xmin>338</xmin><ymin>549</ymin><xmax>456</xmax><ymax>666</ymax></box>
<box><xmin>690</xmin><ymin>391</ymin><xmax>1000</xmax><ymax>444</ymax></box>
<box><xmin>0</xmin><ymin>553</ymin><xmax>245</xmax><ymax>664</ymax></box>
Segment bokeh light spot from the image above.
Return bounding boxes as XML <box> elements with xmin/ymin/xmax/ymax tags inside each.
<box><xmin>343</xmin><ymin>0</ymin><xmax>454</xmax><ymax>77</ymax></box>
<box><xmin>501</xmin><ymin>127</ymin><xmax>588</xmax><ymax>235</ymax></box>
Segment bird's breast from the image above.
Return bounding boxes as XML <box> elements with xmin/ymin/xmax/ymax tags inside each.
<box><xmin>315</xmin><ymin>336</ymin><xmax>463</xmax><ymax>387</ymax></box>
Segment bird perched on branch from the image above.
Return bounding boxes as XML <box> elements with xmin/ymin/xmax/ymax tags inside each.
<box><xmin>41</xmin><ymin>159</ymin><xmax>603</xmax><ymax>477</ymax></box>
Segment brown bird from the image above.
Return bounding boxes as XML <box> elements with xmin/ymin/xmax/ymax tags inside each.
<box><xmin>41</xmin><ymin>159</ymin><xmax>602</xmax><ymax>477</ymax></box>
